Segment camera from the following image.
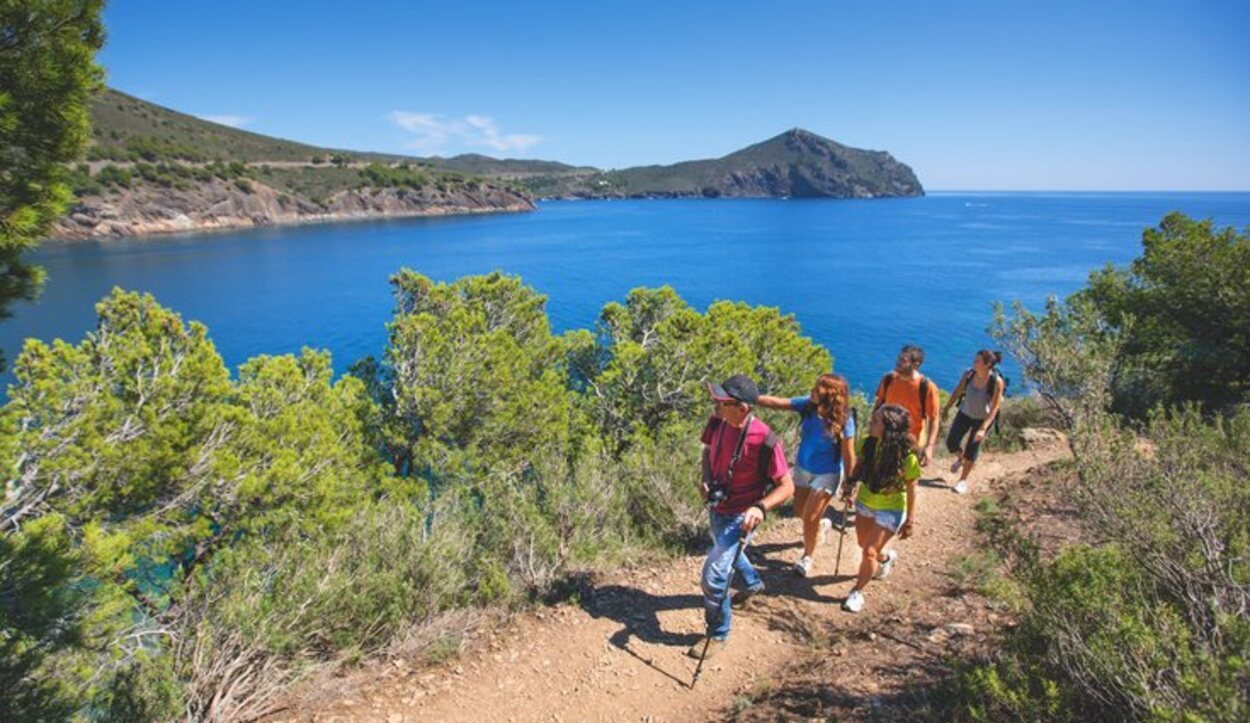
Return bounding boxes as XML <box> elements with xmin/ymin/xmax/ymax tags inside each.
<box><xmin>706</xmin><ymin>484</ymin><xmax>728</xmax><ymax>507</ymax></box>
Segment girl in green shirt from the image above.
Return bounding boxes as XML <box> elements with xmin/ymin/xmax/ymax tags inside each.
<box><xmin>839</xmin><ymin>403</ymin><xmax>920</xmax><ymax>613</ymax></box>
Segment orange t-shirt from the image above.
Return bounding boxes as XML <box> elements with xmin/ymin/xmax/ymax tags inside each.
<box><xmin>874</xmin><ymin>372</ymin><xmax>941</xmax><ymax>440</ymax></box>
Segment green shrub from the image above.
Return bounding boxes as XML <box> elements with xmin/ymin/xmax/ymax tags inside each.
<box><xmin>972</xmin><ymin>213</ymin><xmax>1250</xmax><ymax>722</ymax></box>
<box><xmin>1076</xmin><ymin>213</ymin><xmax>1250</xmax><ymax>416</ymax></box>
<box><xmin>957</xmin><ymin>408</ymin><xmax>1250</xmax><ymax>721</ymax></box>
<box><xmin>1</xmin><ymin>275</ymin><xmax>842</xmax><ymax>718</ymax></box>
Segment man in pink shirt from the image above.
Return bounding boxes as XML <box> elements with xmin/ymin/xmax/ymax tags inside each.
<box><xmin>690</xmin><ymin>374</ymin><xmax>795</xmax><ymax>659</ymax></box>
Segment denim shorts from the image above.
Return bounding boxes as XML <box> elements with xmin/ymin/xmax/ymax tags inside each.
<box><xmin>793</xmin><ymin>466</ymin><xmax>840</xmax><ymax>495</ymax></box>
<box><xmin>855</xmin><ymin>501</ymin><xmax>907</xmax><ymax>533</ymax></box>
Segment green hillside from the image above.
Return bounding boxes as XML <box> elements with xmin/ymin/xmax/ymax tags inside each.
<box><xmin>83</xmin><ymin>89</ymin><xmax>921</xmax><ymax>201</ymax></box>
<box><xmin>73</xmin><ymin>89</ymin><xmax>535</xmax><ymax>209</ymax></box>
<box><xmin>87</xmin><ymin>88</ymin><xmax>377</xmax><ymax>163</ymax></box>
<box><xmin>86</xmin><ymin>88</ymin><xmax>581</xmax><ymax>177</ymax></box>
<box><xmin>423</xmin><ymin>153</ymin><xmax>595</xmax><ymax>177</ymax></box>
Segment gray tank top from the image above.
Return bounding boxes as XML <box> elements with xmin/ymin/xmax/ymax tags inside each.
<box><xmin>959</xmin><ymin>373</ymin><xmax>994</xmax><ymax>420</ymax></box>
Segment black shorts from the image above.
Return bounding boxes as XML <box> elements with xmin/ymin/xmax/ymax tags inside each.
<box><xmin>946</xmin><ymin>410</ymin><xmax>986</xmax><ymax>461</ymax></box>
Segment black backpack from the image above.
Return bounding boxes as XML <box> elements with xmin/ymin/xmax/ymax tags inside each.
<box><xmin>954</xmin><ymin>369</ymin><xmax>1009</xmax><ymax>434</ymax></box>
<box><xmin>955</xmin><ymin>368</ymin><xmax>1009</xmax><ymax>403</ymax></box>
<box><xmin>874</xmin><ymin>372</ymin><xmax>932</xmax><ymax>418</ymax></box>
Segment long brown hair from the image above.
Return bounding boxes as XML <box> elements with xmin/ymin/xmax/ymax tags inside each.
<box><xmin>809</xmin><ymin>373</ymin><xmax>849</xmax><ymax>436</ymax></box>
<box><xmin>863</xmin><ymin>403</ymin><xmax>917</xmax><ymax>493</ymax></box>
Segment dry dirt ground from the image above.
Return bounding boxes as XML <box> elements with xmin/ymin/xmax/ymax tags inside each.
<box><xmin>270</xmin><ymin>439</ymin><xmax>1070</xmax><ymax>723</ymax></box>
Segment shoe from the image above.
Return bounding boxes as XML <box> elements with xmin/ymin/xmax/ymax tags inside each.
<box><xmin>875</xmin><ymin>549</ymin><xmax>898</xmax><ymax>579</ymax></box>
<box><xmin>730</xmin><ymin>583</ymin><xmax>765</xmax><ymax>608</ymax></box>
<box><xmin>954</xmin><ymin>480</ymin><xmax>969</xmax><ymax>495</ymax></box>
<box><xmin>819</xmin><ymin>517</ymin><xmax>833</xmax><ymax>544</ymax></box>
<box><xmin>687</xmin><ymin>636</ymin><xmax>727</xmax><ymax>659</ymax></box>
<box><xmin>793</xmin><ymin>555</ymin><xmax>813</xmax><ymax>578</ymax></box>
<box><xmin>950</xmin><ymin>457</ymin><xmax>963</xmax><ymax>474</ymax></box>
<box><xmin>842</xmin><ymin>589</ymin><xmax>866</xmax><ymax>613</ymax></box>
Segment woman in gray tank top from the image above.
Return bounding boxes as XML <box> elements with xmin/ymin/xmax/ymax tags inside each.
<box><xmin>940</xmin><ymin>350</ymin><xmax>1005</xmax><ymax>494</ymax></box>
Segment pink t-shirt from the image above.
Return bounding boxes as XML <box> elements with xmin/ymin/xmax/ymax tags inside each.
<box><xmin>701</xmin><ymin>415</ymin><xmax>789</xmax><ymax>515</ymax></box>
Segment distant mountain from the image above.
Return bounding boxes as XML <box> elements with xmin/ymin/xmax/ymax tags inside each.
<box><xmin>518</xmin><ymin>129</ymin><xmax>924</xmax><ymax>199</ymax></box>
<box><xmin>63</xmin><ymin>91</ymin><xmax>922</xmax><ymax>240</ymax></box>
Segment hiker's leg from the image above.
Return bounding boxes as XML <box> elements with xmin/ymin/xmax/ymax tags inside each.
<box><xmin>734</xmin><ymin>527</ymin><xmax>763</xmax><ymax>591</ymax></box>
<box><xmin>854</xmin><ymin>516</ymin><xmax>896</xmax><ymax>591</ymax></box>
<box><xmin>948</xmin><ymin>412</ymin><xmax>976</xmax><ymax>458</ymax></box>
<box><xmin>960</xmin><ymin>423</ymin><xmax>985</xmax><ymax>483</ymax></box>
<box><xmin>801</xmin><ymin>489</ymin><xmax>834</xmax><ymax>558</ymax></box>
<box><xmin>852</xmin><ymin>505</ymin><xmax>879</xmax><ymax>589</ymax></box>
<box><xmin>793</xmin><ymin>485</ymin><xmax>812</xmax><ymax>528</ymax></box>
<box><xmin>700</xmin><ymin>511</ymin><xmax>743</xmax><ymax>639</ymax></box>
<box><xmin>945</xmin><ymin>414</ymin><xmax>966</xmax><ymax>455</ymax></box>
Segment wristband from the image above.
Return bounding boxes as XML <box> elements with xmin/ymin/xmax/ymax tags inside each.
<box><xmin>751</xmin><ymin>503</ymin><xmax>767</xmax><ymax>519</ymax></box>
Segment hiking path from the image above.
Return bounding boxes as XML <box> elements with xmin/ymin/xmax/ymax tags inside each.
<box><xmin>273</xmin><ymin>440</ymin><xmax>1069</xmax><ymax>723</ymax></box>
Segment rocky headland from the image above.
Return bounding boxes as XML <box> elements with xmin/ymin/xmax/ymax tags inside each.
<box><xmin>54</xmin><ymin>178</ymin><xmax>534</xmax><ymax>240</ymax></box>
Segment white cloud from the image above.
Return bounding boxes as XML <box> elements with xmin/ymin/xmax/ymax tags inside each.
<box><xmin>198</xmin><ymin>114</ymin><xmax>253</xmax><ymax>129</ymax></box>
<box><xmin>389</xmin><ymin>111</ymin><xmax>540</xmax><ymax>154</ymax></box>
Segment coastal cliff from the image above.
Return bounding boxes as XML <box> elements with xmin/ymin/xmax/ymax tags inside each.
<box><xmin>54</xmin><ymin>175</ymin><xmax>534</xmax><ymax>240</ymax></box>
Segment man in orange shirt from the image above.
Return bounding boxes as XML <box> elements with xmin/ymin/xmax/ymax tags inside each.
<box><xmin>873</xmin><ymin>345</ymin><xmax>941</xmax><ymax>466</ymax></box>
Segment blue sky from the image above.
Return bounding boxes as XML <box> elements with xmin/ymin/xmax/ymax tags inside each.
<box><xmin>99</xmin><ymin>1</ymin><xmax>1249</xmax><ymax>190</ymax></box>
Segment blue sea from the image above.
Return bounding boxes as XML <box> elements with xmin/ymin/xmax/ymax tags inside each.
<box><xmin>4</xmin><ymin>192</ymin><xmax>1249</xmax><ymax>395</ymax></box>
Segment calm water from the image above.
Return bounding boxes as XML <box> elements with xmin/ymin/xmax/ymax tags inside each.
<box><xmin>5</xmin><ymin>193</ymin><xmax>1250</xmax><ymax>395</ymax></box>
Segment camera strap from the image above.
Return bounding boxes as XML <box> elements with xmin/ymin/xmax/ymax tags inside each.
<box><xmin>711</xmin><ymin>413</ymin><xmax>754</xmax><ymax>485</ymax></box>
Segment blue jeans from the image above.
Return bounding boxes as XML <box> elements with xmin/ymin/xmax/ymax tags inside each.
<box><xmin>700</xmin><ymin>510</ymin><xmax>763</xmax><ymax>640</ymax></box>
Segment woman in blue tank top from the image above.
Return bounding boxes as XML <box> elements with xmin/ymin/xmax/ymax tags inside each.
<box><xmin>756</xmin><ymin>373</ymin><xmax>857</xmax><ymax>577</ymax></box>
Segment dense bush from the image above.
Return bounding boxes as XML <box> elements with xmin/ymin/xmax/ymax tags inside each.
<box><xmin>1</xmin><ymin>272</ymin><xmax>831</xmax><ymax>719</ymax></box>
<box><xmin>360</xmin><ymin>162</ymin><xmax>432</xmax><ymax>190</ymax></box>
<box><xmin>1076</xmin><ymin>212</ymin><xmax>1250</xmax><ymax>416</ymax></box>
<box><xmin>960</xmin><ymin>214</ymin><xmax>1250</xmax><ymax>721</ymax></box>
<box><xmin>959</xmin><ymin>409</ymin><xmax>1249</xmax><ymax>722</ymax></box>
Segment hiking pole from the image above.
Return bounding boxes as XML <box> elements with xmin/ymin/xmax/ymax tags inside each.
<box><xmin>691</xmin><ymin>536</ymin><xmax>747</xmax><ymax>689</ymax></box>
<box><xmin>834</xmin><ymin>495</ymin><xmax>850</xmax><ymax>579</ymax></box>
<box><xmin>836</xmin><ymin>406</ymin><xmax>860</xmax><ymax>579</ymax></box>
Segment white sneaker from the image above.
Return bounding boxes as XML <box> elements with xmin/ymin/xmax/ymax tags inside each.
<box><xmin>819</xmin><ymin>517</ymin><xmax>833</xmax><ymax>544</ymax></box>
<box><xmin>954</xmin><ymin>480</ymin><xmax>969</xmax><ymax>495</ymax></box>
<box><xmin>842</xmin><ymin>589</ymin><xmax>865</xmax><ymax>613</ymax></box>
<box><xmin>794</xmin><ymin>555</ymin><xmax>813</xmax><ymax>578</ymax></box>
<box><xmin>950</xmin><ymin>457</ymin><xmax>963</xmax><ymax>474</ymax></box>
<box><xmin>875</xmin><ymin>549</ymin><xmax>898</xmax><ymax>579</ymax></box>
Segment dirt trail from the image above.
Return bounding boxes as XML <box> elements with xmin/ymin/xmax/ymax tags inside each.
<box><xmin>274</xmin><ymin>442</ymin><xmax>1068</xmax><ymax>723</ymax></box>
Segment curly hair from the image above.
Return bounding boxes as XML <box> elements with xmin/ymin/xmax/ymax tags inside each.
<box><xmin>863</xmin><ymin>404</ymin><xmax>917</xmax><ymax>494</ymax></box>
<box><xmin>810</xmin><ymin>373</ymin><xmax>849</xmax><ymax>437</ymax></box>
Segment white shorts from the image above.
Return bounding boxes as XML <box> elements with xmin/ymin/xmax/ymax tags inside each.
<box><xmin>793</xmin><ymin>466</ymin><xmax>840</xmax><ymax>495</ymax></box>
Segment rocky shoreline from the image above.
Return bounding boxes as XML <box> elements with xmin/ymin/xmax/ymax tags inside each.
<box><xmin>53</xmin><ymin>178</ymin><xmax>535</xmax><ymax>241</ymax></box>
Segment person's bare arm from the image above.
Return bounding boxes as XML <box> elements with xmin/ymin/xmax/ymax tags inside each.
<box><xmin>921</xmin><ymin>385</ymin><xmax>941</xmax><ymax>466</ymax></box>
<box><xmin>840</xmin><ymin>455</ymin><xmax>861</xmax><ymax>501</ymax></box>
<box><xmin>699</xmin><ymin>445</ymin><xmax>711</xmax><ymax>500</ymax></box>
<box><xmin>754</xmin><ymin>394</ymin><xmax>794</xmax><ymax>411</ymax></box>
<box><xmin>942</xmin><ymin>375</ymin><xmax>967</xmax><ymax>419</ymax></box>
<box><xmin>900</xmin><ymin>479</ymin><xmax>918</xmax><ymax>538</ymax></box>
<box><xmin>922</xmin><ymin>412</ymin><xmax>940</xmax><ymax>465</ymax></box>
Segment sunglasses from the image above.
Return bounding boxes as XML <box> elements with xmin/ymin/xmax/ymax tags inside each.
<box><xmin>714</xmin><ymin>399</ymin><xmax>741</xmax><ymax>408</ymax></box>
